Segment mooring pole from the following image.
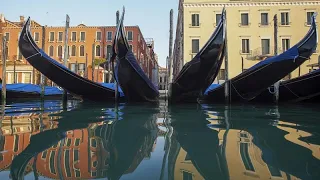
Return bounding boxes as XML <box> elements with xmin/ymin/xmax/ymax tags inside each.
<box><xmin>108</xmin><ymin>53</ymin><xmax>111</xmax><ymax>83</ymax></box>
<box><xmin>1</xmin><ymin>37</ymin><xmax>7</xmax><ymax>102</ymax></box>
<box><xmin>224</xmin><ymin>11</ymin><xmax>230</xmax><ymax>104</ymax></box>
<box><xmin>114</xmin><ymin>10</ymin><xmax>120</xmax><ymax>103</ymax></box>
<box><xmin>85</xmin><ymin>53</ymin><xmax>88</xmax><ymax>78</ymax></box>
<box><xmin>75</xmin><ymin>61</ymin><xmax>78</xmax><ymax>74</ymax></box>
<box><xmin>273</xmin><ymin>14</ymin><xmax>280</xmax><ymax>103</ymax></box>
<box><xmin>62</xmin><ymin>14</ymin><xmax>70</xmax><ymax>103</ymax></box>
<box><xmin>13</xmin><ymin>59</ymin><xmax>16</xmax><ymax>83</ymax></box>
<box><xmin>97</xmin><ymin>60</ymin><xmax>100</xmax><ymax>83</ymax></box>
<box><xmin>92</xmin><ymin>44</ymin><xmax>94</xmax><ymax>81</ymax></box>
<box><xmin>168</xmin><ymin>9</ymin><xmax>174</xmax><ymax>84</ymax></box>
<box><xmin>104</xmin><ymin>59</ymin><xmax>107</xmax><ymax>83</ymax></box>
<box><xmin>40</xmin><ymin>26</ymin><xmax>46</xmax><ymax>100</ymax></box>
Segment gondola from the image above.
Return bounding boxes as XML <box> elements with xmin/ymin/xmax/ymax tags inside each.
<box><xmin>168</xmin><ymin>8</ymin><xmax>226</xmax><ymax>103</ymax></box>
<box><xmin>18</xmin><ymin>18</ymin><xmax>120</xmax><ymax>102</ymax></box>
<box><xmin>254</xmin><ymin>68</ymin><xmax>320</xmax><ymax>103</ymax></box>
<box><xmin>111</xmin><ymin>8</ymin><xmax>159</xmax><ymax>103</ymax></box>
<box><xmin>202</xmin><ymin>14</ymin><xmax>318</xmax><ymax>103</ymax></box>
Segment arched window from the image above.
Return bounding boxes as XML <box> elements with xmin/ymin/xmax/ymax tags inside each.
<box><xmin>71</xmin><ymin>45</ymin><xmax>76</xmax><ymax>56</ymax></box>
<box><xmin>49</xmin><ymin>45</ymin><xmax>54</xmax><ymax>56</ymax></box>
<box><xmin>57</xmin><ymin>45</ymin><xmax>63</xmax><ymax>57</ymax></box>
<box><xmin>95</xmin><ymin>45</ymin><xmax>101</xmax><ymax>57</ymax></box>
<box><xmin>80</xmin><ymin>45</ymin><xmax>85</xmax><ymax>57</ymax></box>
<box><xmin>106</xmin><ymin>45</ymin><xmax>112</xmax><ymax>59</ymax></box>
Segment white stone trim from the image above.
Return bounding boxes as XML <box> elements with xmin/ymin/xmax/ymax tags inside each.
<box><xmin>183</xmin><ymin>1</ymin><xmax>320</xmax><ymax>8</ymax></box>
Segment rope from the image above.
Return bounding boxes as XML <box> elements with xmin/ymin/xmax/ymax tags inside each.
<box><xmin>282</xmin><ymin>84</ymin><xmax>300</xmax><ymax>98</ymax></box>
<box><xmin>25</xmin><ymin>52</ymin><xmax>41</xmax><ymax>60</ymax></box>
<box><xmin>230</xmin><ymin>82</ymin><xmax>256</xmax><ymax>101</ymax></box>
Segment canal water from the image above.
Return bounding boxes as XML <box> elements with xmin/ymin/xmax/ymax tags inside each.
<box><xmin>0</xmin><ymin>100</ymin><xmax>319</xmax><ymax>180</ymax></box>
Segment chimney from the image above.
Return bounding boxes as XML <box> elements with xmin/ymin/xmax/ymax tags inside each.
<box><xmin>0</xmin><ymin>14</ymin><xmax>4</xmax><ymax>23</ymax></box>
<box><xmin>20</xmin><ymin>16</ymin><xmax>25</xmax><ymax>23</ymax></box>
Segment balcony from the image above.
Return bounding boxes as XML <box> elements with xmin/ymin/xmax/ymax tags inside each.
<box><xmin>246</xmin><ymin>47</ymin><xmax>282</xmax><ymax>60</ymax></box>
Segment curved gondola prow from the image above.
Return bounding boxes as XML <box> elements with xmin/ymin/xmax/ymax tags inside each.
<box><xmin>296</xmin><ymin>13</ymin><xmax>318</xmax><ymax>57</ymax></box>
<box><xmin>197</xmin><ymin>7</ymin><xmax>226</xmax><ymax>57</ymax></box>
<box><xmin>19</xmin><ymin>17</ymin><xmax>41</xmax><ymax>59</ymax></box>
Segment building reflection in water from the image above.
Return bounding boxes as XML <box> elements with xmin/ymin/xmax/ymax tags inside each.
<box><xmin>0</xmin><ymin>102</ymin><xmax>159</xmax><ymax>179</ymax></box>
<box><xmin>166</xmin><ymin>104</ymin><xmax>320</xmax><ymax>180</ymax></box>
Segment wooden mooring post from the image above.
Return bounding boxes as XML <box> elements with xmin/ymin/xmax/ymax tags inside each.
<box><xmin>1</xmin><ymin>37</ymin><xmax>7</xmax><ymax>102</ymax></box>
<box><xmin>40</xmin><ymin>25</ymin><xmax>46</xmax><ymax>100</ymax></box>
<box><xmin>62</xmin><ymin>14</ymin><xmax>70</xmax><ymax>103</ymax></box>
<box><xmin>273</xmin><ymin>14</ymin><xmax>280</xmax><ymax>103</ymax></box>
<box><xmin>114</xmin><ymin>10</ymin><xmax>120</xmax><ymax>103</ymax></box>
<box><xmin>223</xmin><ymin>10</ymin><xmax>230</xmax><ymax>104</ymax></box>
<box><xmin>85</xmin><ymin>53</ymin><xmax>88</xmax><ymax>78</ymax></box>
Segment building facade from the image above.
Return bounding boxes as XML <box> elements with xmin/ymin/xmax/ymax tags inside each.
<box><xmin>158</xmin><ymin>66</ymin><xmax>167</xmax><ymax>90</ymax></box>
<box><xmin>173</xmin><ymin>0</ymin><xmax>320</xmax><ymax>83</ymax></box>
<box><xmin>0</xmin><ymin>15</ymin><xmax>158</xmax><ymax>85</ymax></box>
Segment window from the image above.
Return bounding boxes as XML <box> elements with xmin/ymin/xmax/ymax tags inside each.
<box><xmin>241</xmin><ymin>13</ymin><xmax>249</xmax><ymax>26</ymax></box>
<box><xmin>261</xmin><ymin>13</ymin><xmax>268</xmax><ymax>25</ymax></box>
<box><xmin>57</xmin><ymin>45</ymin><xmax>63</xmax><ymax>57</ymax></box>
<box><xmin>307</xmin><ymin>12</ymin><xmax>315</xmax><ymax>25</ymax></box>
<box><xmin>78</xmin><ymin>63</ymin><xmax>85</xmax><ymax>71</ymax></box>
<box><xmin>240</xmin><ymin>143</ymin><xmax>255</xmax><ymax>171</ymax></box>
<box><xmin>107</xmin><ymin>31</ymin><xmax>112</xmax><ymax>41</ymax></box>
<box><xmin>18</xmin><ymin>49</ymin><xmax>23</xmax><ymax>60</ymax></box>
<box><xmin>282</xmin><ymin>39</ymin><xmax>290</xmax><ymax>52</ymax></box>
<box><xmin>58</xmin><ymin>32</ymin><xmax>63</xmax><ymax>42</ymax></box>
<box><xmin>191</xmin><ymin>14</ymin><xmax>200</xmax><ymax>26</ymax></box>
<box><xmin>281</xmin><ymin>12</ymin><xmax>290</xmax><ymax>25</ymax></box>
<box><xmin>71</xmin><ymin>32</ymin><xmax>76</xmax><ymax>42</ymax></box>
<box><xmin>49</xmin><ymin>32</ymin><xmax>55</xmax><ymax>42</ymax></box>
<box><xmin>127</xmin><ymin>31</ymin><xmax>133</xmax><ymax>41</ymax></box>
<box><xmin>14</xmin><ymin>135</ymin><xmax>19</xmax><ymax>152</ymax></box>
<box><xmin>23</xmin><ymin>72</ymin><xmax>31</xmax><ymax>83</ymax></box>
<box><xmin>96</xmin><ymin>45</ymin><xmax>101</xmax><ymax>56</ymax></box>
<box><xmin>49</xmin><ymin>151</ymin><xmax>56</xmax><ymax>174</ymax></box>
<box><xmin>70</xmin><ymin>63</ymin><xmax>76</xmax><ymax>72</ymax></box>
<box><xmin>216</xmin><ymin>14</ymin><xmax>222</xmax><ymax>24</ymax></box>
<box><xmin>4</xmin><ymin>32</ymin><xmax>9</xmax><ymax>41</ymax></box>
<box><xmin>183</xmin><ymin>171</ymin><xmax>193</xmax><ymax>180</ymax></box>
<box><xmin>66</xmin><ymin>138</ymin><xmax>72</xmax><ymax>147</ymax></box>
<box><xmin>191</xmin><ymin>39</ymin><xmax>199</xmax><ymax>53</ymax></box>
<box><xmin>71</xmin><ymin>45</ymin><xmax>76</xmax><ymax>56</ymax></box>
<box><xmin>80</xmin><ymin>32</ymin><xmax>86</xmax><ymax>41</ymax></box>
<box><xmin>49</xmin><ymin>45</ymin><xmax>54</xmax><ymax>56</ymax></box>
<box><xmin>34</xmin><ymin>32</ymin><xmax>40</xmax><ymax>42</ymax></box>
<box><xmin>79</xmin><ymin>45</ymin><xmax>85</xmax><ymax>56</ymax></box>
<box><xmin>41</xmin><ymin>150</ymin><xmax>47</xmax><ymax>159</ymax></box>
<box><xmin>267</xmin><ymin>164</ymin><xmax>282</xmax><ymax>177</ymax></box>
<box><xmin>242</xmin><ymin>39</ymin><xmax>250</xmax><ymax>53</ymax></box>
<box><xmin>261</xmin><ymin>39</ymin><xmax>270</xmax><ymax>55</ymax></box>
<box><xmin>64</xmin><ymin>149</ymin><xmax>71</xmax><ymax>177</ymax></box>
<box><xmin>96</xmin><ymin>31</ymin><xmax>102</xmax><ymax>41</ymax></box>
<box><xmin>217</xmin><ymin>69</ymin><xmax>225</xmax><ymax>80</ymax></box>
<box><xmin>106</xmin><ymin>45</ymin><xmax>112</xmax><ymax>59</ymax></box>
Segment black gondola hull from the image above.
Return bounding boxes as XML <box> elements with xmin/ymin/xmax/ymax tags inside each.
<box><xmin>203</xmin><ymin>14</ymin><xmax>317</xmax><ymax>103</ymax></box>
<box><xmin>18</xmin><ymin>18</ymin><xmax>119</xmax><ymax>102</ymax></box>
<box><xmin>253</xmin><ymin>69</ymin><xmax>320</xmax><ymax>103</ymax></box>
<box><xmin>169</xmin><ymin>9</ymin><xmax>226</xmax><ymax>103</ymax></box>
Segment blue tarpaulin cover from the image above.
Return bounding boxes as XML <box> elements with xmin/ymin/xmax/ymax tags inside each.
<box><xmin>204</xmin><ymin>84</ymin><xmax>220</xmax><ymax>95</ymax></box>
<box><xmin>0</xmin><ymin>83</ymin><xmax>63</xmax><ymax>95</ymax></box>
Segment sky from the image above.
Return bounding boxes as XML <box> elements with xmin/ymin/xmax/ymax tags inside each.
<box><xmin>0</xmin><ymin>0</ymin><xmax>179</xmax><ymax>67</ymax></box>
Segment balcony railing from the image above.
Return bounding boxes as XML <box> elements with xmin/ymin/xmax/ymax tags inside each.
<box><xmin>246</xmin><ymin>47</ymin><xmax>283</xmax><ymax>60</ymax></box>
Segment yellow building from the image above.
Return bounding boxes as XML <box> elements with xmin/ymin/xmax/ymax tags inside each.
<box><xmin>173</xmin><ymin>0</ymin><xmax>320</xmax><ymax>82</ymax></box>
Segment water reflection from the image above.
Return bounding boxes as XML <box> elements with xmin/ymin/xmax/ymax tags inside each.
<box><xmin>0</xmin><ymin>101</ymin><xmax>319</xmax><ymax>180</ymax></box>
<box><xmin>167</xmin><ymin>104</ymin><xmax>320</xmax><ymax>180</ymax></box>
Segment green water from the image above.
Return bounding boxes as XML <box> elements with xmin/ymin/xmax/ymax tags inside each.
<box><xmin>0</xmin><ymin>100</ymin><xmax>319</xmax><ymax>180</ymax></box>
